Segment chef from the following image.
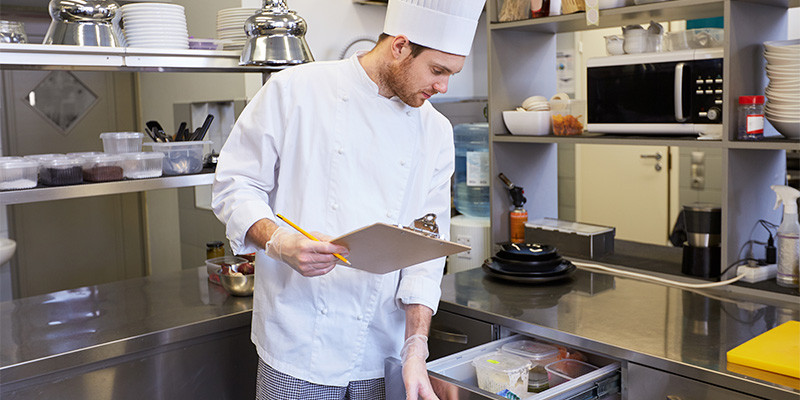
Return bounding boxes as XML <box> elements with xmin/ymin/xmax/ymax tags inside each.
<box><xmin>212</xmin><ymin>0</ymin><xmax>485</xmax><ymax>398</ymax></box>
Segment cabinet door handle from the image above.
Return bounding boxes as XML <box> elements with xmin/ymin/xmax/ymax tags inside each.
<box><xmin>430</xmin><ymin>328</ymin><xmax>469</xmax><ymax>344</ymax></box>
<box><xmin>640</xmin><ymin>152</ymin><xmax>662</xmax><ymax>161</ymax></box>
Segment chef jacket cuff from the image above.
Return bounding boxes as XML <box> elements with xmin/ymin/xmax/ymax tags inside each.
<box><xmin>226</xmin><ymin>200</ymin><xmax>275</xmax><ymax>255</ymax></box>
<box><xmin>395</xmin><ymin>275</ymin><xmax>441</xmax><ymax>315</ymax></box>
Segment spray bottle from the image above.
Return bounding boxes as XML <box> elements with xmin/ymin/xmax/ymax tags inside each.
<box><xmin>498</xmin><ymin>173</ymin><xmax>527</xmax><ymax>244</ymax></box>
<box><xmin>771</xmin><ymin>185</ymin><xmax>800</xmax><ymax>288</ymax></box>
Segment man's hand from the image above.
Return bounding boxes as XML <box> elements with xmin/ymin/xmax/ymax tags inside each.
<box><xmin>265</xmin><ymin>227</ymin><xmax>349</xmax><ymax>277</ymax></box>
<box><xmin>401</xmin><ymin>334</ymin><xmax>439</xmax><ymax>400</ymax></box>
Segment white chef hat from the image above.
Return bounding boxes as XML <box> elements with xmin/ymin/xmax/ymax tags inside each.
<box><xmin>383</xmin><ymin>0</ymin><xmax>486</xmax><ymax>56</ymax></box>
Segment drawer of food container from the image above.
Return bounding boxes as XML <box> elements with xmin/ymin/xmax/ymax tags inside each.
<box><xmin>426</xmin><ymin>335</ymin><xmax>621</xmax><ymax>400</ymax></box>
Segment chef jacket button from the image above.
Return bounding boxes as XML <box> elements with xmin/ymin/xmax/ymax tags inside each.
<box><xmin>337</xmin><ymin>148</ymin><xmax>344</xmax><ymax>155</ymax></box>
<box><xmin>406</xmin><ymin>111</ymin><xmax>412</xmax><ymax>116</ymax></box>
<box><xmin>386</xmin><ymin>211</ymin><xmax>392</xmax><ymax>218</ymax></box>
<box><xmin>400</xmin><ymin>160</ymin><xmax>406</xmax><ymax>166</ymax></box>
<box><xmin>342</xmin><ymin>95</ymin><xmax>349</xmax><ymax>102</ymax></box>
<box><xmin>321</xmin><ymin>308</ymin><xmax>327</xmax><ymax>315</ymax></box>
<box><xmin>331</xmin><ymin>203</ymin><xmax>338</xmax><ymax>210</ymax></box>
<box><xmin>356</xmin><ymin>315</ymin><xmax>363</xmax><ymax>321</ymax></box>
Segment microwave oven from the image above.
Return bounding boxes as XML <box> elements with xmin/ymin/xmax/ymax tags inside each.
<box><xmin>587</xmin><ymin>48</ymin><xmax>724</xmax><ymax>136</ymax></box>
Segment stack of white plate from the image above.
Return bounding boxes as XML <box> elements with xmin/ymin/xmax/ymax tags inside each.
<box><xmin>121</xmin><ymin>3</ymin><xmax>189</xmax><ymax>49</ymax></box>
<box><xmin>216</xmin><ymin>7</ymin><xmax>259</xmax><ymax>51</ymax></box>
<box><xmin>764</xmin><ymin>39</ymin><xmax>800</xmax><ymax>139</ymax></box>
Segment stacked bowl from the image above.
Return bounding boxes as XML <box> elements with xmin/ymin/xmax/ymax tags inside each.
<box><xmin>764</xmin><ymin>39</ymin><xmax>800</xmax><ymax>139</ymax></box>
<box><xmin>216</xmin><ymin>7</ymin><xmax>259</xmax><ymax>51</ymax></box>
<box><xmin>120</xmin><ymin>3</ymin><xmax>189</xmax><ymax>49</ymax></box>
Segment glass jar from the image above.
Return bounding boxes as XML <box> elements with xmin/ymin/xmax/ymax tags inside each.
<box><xmin>206</xmin><ymin>241</ymin><xmax>225</xmax><ymax>260</ymax></box>
<box><xmin>738</xmin><ymin>95</ymin><xmax>765</xmax><ymax>140</ymax></box>
<box><xmin>0</xmin><ymin>20</ymin><xmax>27</xmax><ymax>44</ymax></box>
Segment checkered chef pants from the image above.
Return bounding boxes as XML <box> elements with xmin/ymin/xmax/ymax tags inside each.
<box><xmin>256</xmin><ymin>358</ymin><xmax>386</xmax><ymax>400</ymax></box>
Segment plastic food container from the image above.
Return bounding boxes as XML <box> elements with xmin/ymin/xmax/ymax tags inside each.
<box><xmin>67</xmin><ymin>151</ymin><xmax>104</xmax><ymax>159</ymax></box>
<box><xmin>121</xmin><ymin>152</ymin><xmax>163</xmax><ymax>179</ymax></box>
<box><xmin>206</xmin><ymin>256</ymin><xmax>248</xmax><ymax>285</ymax></box>
<box><xmin>23</xmin><ymin>153</ymin><xmax>68</xmax><ymax>162</ymax></box>
<box><xmin>502</xmin><ymin>340</ymin><xmax>560</xmax><ymax>392</ymax></box>
<box><xmin>39</xmin><ymin>158</ymin><xmax>83</xmax><ymax>186</ymax></box>
<box><xmin>472</xmin><ymin>351</ymin><xmax>531</xmax><ymax>397</ymax></box>
<box><xmin>0</xmin><ymin>159</ymin><xmax>39</xmax><ymax>190</ymax></box>
<box><xmin>0</xmin><ymin>156</ymin><xmax>24</xmax><ymax>163</ymax></box>
<box><xmin>143</xmin><ymin>141</ymin><xmax>210</xmax><ymax>175</ymax></box>
<box><xmin>666</xmin><ymin>28</ymin><xmax>723</xmax><ymax>51</ymax></box>
<box><xmin>100</xmin><ymin>132</ymin><xmax>144</xmax><ymax>154</ymax></box>
<box><xmin>545</xmin><ymin>359</ymin><xmax>598</xmax><ymax>387</ymax></box>
<box><xmin>550</xmin><ymin>99</ymin><xmax>586</xmax><ymax>136</ymax></box>
<box><xmin>80</xmin><ymin>154</ymin><xmax>125</xmax><ymax>182</ymax></box>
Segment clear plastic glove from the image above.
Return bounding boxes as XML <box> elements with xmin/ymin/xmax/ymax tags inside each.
<box><xmin>401</xmin><ymin>334</ymin><xmax>439</xmax><ymax>400</ymax></box>
<box><xmin>265</xmin><ymin>227</ymin><xmax>349</xmax><ymax>277</ymax></box>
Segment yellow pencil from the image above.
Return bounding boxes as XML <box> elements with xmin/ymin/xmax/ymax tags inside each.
<box><xmin>276</xmin><ymin>214</ymin><xmax>351</xmax><ymax>265</ymax></box>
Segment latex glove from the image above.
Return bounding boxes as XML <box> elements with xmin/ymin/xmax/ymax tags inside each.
<box><xmin>265</xmin><ymin>227</ymin><xmax>349</xmax><ymax>277</ymax></box>
<box><xmin>401</xmin><ymin>334</ymin><xmax>439</xmax><ymax>400</ymax></box>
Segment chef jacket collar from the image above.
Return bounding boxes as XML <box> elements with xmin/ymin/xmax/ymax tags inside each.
<box><xmin>351</xmin><ymin>53</ymin><xmax>417</xmax><ymax>113</ymax></box>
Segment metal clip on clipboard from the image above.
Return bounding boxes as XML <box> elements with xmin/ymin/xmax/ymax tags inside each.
<box><xmin>396</xmin><ymin>213</ymin><xmax>440</xmax><ymax>239</ymax></box>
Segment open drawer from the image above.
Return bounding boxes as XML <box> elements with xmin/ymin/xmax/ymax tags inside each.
<box><xmin>386</xmin><ymin>335</ymin><xmax>621</xmax><ymax>400</ymax></box>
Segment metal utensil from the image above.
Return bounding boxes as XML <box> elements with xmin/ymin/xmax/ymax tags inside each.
<box><xmin>146</xmin><ymin>120</ymin><xmax>168</xmax><ymax>142</ymax></box>
<box><xmin>175</xmin><ymin>122</ymin><xmax>187</xmax><ymax>141</ymax></box>
<box><xmin>194</xmin><ymin>114</ymin><xmax>214</xmax><ymax>141</ymax></box>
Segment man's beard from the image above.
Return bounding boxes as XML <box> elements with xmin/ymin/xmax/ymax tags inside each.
<box><xmin>383</xmin><ymin>58</ymin><xmax>428</xmax><ymax>108</ymax></box>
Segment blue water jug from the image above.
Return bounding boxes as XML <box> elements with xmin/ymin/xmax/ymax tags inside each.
<box><xmin>453</xmin><ymin>123</ymin><xmax>489</xmax><ymax>218</ymax></box>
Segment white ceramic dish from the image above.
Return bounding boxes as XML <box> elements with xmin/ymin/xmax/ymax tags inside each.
<box><xmin>502</xmin><ymin>110</ymin><xmax>552</xmax><ymax>135</ymax></box>
<box><xmin>764</xmin><ymin>55</ymin><xmax>800</xmax><ymax>66</ymax></box>
<box><xmin>764</xmin><ymin>38</ymin><xmax>800</xmax><ymax>53</ymax></box>
<box><xmin>766</xmin><ymin>116</ymin><xmax>800</xmax><ymax>139</ymax></box>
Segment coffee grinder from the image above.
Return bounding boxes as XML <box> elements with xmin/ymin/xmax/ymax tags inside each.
<box><xmin>681</xmin><ymin>203</ymin><xmax>722</xmax><ymax>278</ymax></box>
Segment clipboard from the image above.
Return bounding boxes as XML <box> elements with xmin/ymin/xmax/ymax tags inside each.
<box><xmin>330</xmin><ymin>222</ymin><xmax>471</xmax><ymax>274</ymax></box>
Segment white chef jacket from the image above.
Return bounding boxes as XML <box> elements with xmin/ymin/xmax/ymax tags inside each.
<box><xmin>211</xmin><ymin>54</ymin><xmax>455</xmax><ymax>386</ymax></box>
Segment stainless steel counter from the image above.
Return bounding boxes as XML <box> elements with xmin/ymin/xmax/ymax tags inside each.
<box><xmin>0</xmin><ymin>267</ymin><xmax>256</xmax><ymax>399</ymax></box>
<box><xmin>438</xmin><ymin>267</ymin><xmax>800</xmax><ymax>400</ymax></box>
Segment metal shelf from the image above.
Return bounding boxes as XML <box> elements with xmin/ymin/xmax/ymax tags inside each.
<box><xmin>0</xmin><ymin>44</ymin><xmax>281</xmax><ymax>72</ymax></box>
<box><xmin>0</xmin><ymin>172</ymin><xmax>214</xmax><ymax>205</ymax></box>
<box><xmin>726</xmin><ymin>139</ymin><xmax>800</xmax><ymax>150</ymax></box>
<box><xmin>492</xmin><ymin>133</ymin><xmax>725</xmax><ymax>147</ymax></box>
<box><xmin>489</xmin><ymin>0</ymin><xmax>725</xmax><ymax>33</ymax></box>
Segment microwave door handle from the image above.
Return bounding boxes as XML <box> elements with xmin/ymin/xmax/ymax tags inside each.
<box><xmin>674</xmin><ymin>62</ymin><xmax>688</xmax><ymax>122</ymax></box>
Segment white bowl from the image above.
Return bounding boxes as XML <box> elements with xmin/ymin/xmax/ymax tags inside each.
<box><xmin>767</xmin><ymin>96</ymin><xmax>800</xmax><ymax>106</ymax></box>
<box><xmin>766</xmin><ymin>116</ymin><xmax>800</xmax><ymax>139</ymax></box>
<box><xmin>502</xmin><ymin>110</ymin><xmax>552</xmax><ymax>135</ymax></box>
<box><xmin>765</xmin><ymin>55</ymin><xmax>800</xmax><ymax>66</ymax></box>
<box><xmin>0</xmin><ymin>238</ymin><xmax>16</xmax><ymax>265</ymax></box>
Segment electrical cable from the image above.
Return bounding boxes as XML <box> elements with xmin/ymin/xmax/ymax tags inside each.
<box><xmin>571</xmin><ymin>260</ymin><xmax>746</xmax><ymax>289</ymax></box>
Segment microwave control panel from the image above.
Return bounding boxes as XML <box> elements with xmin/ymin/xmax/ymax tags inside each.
<box><xmin>690</xmin><ymin>59</ymin><xmax>724</xmax><ymax>123</ymax></box>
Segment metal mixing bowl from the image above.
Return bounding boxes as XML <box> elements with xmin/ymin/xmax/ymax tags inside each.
<box><xmin>216</xmin><ymin>268</ymin><xmax>254</xmax><ymax>297</ymax></box>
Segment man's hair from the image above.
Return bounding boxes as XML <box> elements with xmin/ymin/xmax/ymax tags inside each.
<box><xmin>378</xmin><ymin>33</ymin><xmax>427</xmax><ymax>58</ymax></box>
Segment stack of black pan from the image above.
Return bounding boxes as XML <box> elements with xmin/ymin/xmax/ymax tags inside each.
<box><xmin>482</xmin><ymin>243</ymin><xmax>575</xmax><ymax>283</ymax></box>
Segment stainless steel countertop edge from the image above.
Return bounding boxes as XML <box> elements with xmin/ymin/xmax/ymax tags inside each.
<box><xmin>0</xmin><ymin>309</ymin><xmax>252</xmax><ymax>384</ymax></box>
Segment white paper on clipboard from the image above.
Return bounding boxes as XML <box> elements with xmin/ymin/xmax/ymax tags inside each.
<box><xmin>330</xmin><ymin>222</ymin><xmax>471</xmax><ymax>274</ymax></box>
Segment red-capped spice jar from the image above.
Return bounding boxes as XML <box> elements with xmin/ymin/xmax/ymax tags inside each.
<box><xmin>738</xmin><ymin>95</ymin><xmax>765</xmax><ymax>140</ymax></box>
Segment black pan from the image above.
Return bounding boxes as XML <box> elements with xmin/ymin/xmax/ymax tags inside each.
<box><xmin>495</xmin><ymin>242</ymin><xmax>560</xmax><ymax>262</ymax></box>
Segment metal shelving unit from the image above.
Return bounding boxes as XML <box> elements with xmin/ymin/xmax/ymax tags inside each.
<box><xmin>485</xmin><ymin>0</ymin><xmax>799</xmax><ymax>277</ymax></box>
<box><xmin>0</xmin><ymin>43</ymin><xmax>283</xmax><ymax>73</ymax></box>
<box><xmin>0</xmin><ymin>172</ymin><xmax>214</xmax><ymax>205</ymax></box>
<box><xmin>490</xmin><ymin>0</ymin><xmax>725</xmax><ymax>33</ymax></box>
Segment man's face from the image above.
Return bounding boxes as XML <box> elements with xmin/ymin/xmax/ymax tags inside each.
<box><xmin>385</xmin><ymin>48</ymin><xmax>466</xmax><ymax>108</ymax></box>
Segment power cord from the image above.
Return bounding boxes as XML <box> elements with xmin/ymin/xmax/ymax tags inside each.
<box><xmin>572</xmin><ymin>261</ymin><xmax>746</xmax><ymax>289</ymax></box>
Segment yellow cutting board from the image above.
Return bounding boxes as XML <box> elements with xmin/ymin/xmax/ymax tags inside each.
<box><xmin>726</xmin><ymin>320</ymin><xmax>800</xmax><ymax>378</ymax></box>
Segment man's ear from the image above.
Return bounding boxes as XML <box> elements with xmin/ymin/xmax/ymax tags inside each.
<box><xmin>390</xmin><ymin>35</ymin><xmax>411</xmax><ymax>60</ymax></box>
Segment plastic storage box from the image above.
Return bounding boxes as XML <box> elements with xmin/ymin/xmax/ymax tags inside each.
<box><xmin>550</xmin><ymin>99</ymin><xmax>586</xmax><ymax>136</ymax></box>
<box><xmin>143</xmin><ymin>141</ymin><xmax>210</xmax><ymax>175</ymax></box>
<box><xmin>666</xmin><ymin>28</ymin><xmax>723</xmax><ymax>51</ymax></box>
<box><xmin>471</xmin><ymin>350</ymin><xmax>531</xmax><ymax>397</ymax></box>
<box><xmin>502</xmin><ymin>340</ymin><xmax>560</xmax><ymax>392</ymax></box>
<box><xmin>80</xmin><ymin>154</ymin><xmax>125</xmax><ymax>182</ymax></box>
<box><xmin>39</xmin><ymin>158</ymin><xmax>83</xmax><ymax>186</ymax></box>
<box><xmin>100</xmin><ymin>132</ymin><xmax>144</xmax><ymax>154</ymax></box>
<box><xmin>122</xmin><ymin>152</ymin><xmax>163</xmax><ymax>179</ymax></box>
<box><xmin>545</xmin><ymin>359</ymin><xmax>599</xmax><ymax>387</ymax></box>
<box><xmin>0</xmin><ymin>159</ymin><xmax>39</xmax><ymax>190</ymax></box>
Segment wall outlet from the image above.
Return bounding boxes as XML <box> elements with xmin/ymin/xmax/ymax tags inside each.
<box><xmin>456</xmin><ymin>235</ymin><xmax>472</xmax><ymax>259</ymax></box>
